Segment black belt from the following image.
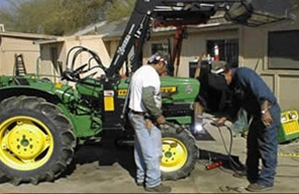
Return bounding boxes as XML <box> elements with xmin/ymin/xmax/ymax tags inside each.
<box><xmin>131</xmin><ymin>110</ymin><xmax>145</xmax><ymax>116</ymax></box>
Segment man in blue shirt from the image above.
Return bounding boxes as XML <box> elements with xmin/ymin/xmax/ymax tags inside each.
<box><xmin>215</xmin><ymin>63</ymin><xmax>281</xmax><ymax>192</ymax></box>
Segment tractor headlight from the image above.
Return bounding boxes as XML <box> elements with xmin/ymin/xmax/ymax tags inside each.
<box><xmin>185</xmin><ymin>84</ymin><xmax>194</xmax><ymax>94</ymax></box>
<box><xmin>289</xmin><ymin>112</ymin><xmax>298</xmax><ymax>120</ymax></box>
<box><xmin>281</xmin><ymin>115</ymin><xmax>287</xmax><ymax>123</ymax></box>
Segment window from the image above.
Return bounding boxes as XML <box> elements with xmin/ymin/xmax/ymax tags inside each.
<box><xmin>151</xmin><ymin>42</ymin><xmax>170</xmax><ymax>60</ymax></box>
<box><xmin>268</xmin><ymin>30</ymin><xmax>299</xmax><ymax>69</ymax></box>
<box><xmin>50</xmin><ymin>47</ymin><xmax>60</xmax><ymax>73</ymax></box>
<box><xmin>50</xmin><ymin>47</ymin><xmax>58</xmax><ymax>65</ymax></box>
<box><xmin>151</xmin><ymin>42</ymin><xmax>172</xmax><ymax>75</ymax></box>
<box><xmin>207</xmin><ymin>39</ymin><xmax>239</xmax><ymax>68</ymax></box>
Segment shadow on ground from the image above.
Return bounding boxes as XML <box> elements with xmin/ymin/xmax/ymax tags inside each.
<box><xmin>61</xmin><ymin>141</ymin><xmax>136</xmax><ymax>181</ymax></box>
<box><xmin>199</xmin><ymin>148</ymin><xmax>246</xmax><ymax>172</ymax></box>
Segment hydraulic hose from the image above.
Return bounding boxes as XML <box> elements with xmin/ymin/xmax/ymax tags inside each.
<box><xmin>198</xmin><ymin>115</ymin><xmax>245</xmax><ymax>172</ymax></box>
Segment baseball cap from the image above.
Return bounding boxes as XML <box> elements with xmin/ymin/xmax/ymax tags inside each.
<box><xmin>147</xmin><ymin>53</ymin><xmax>167</xmax><ymax>65</ymax></box>
<box><xmin>210</xmin><ymin>60</ymin><xmax>227</xmax><ymax>74</ymax></box>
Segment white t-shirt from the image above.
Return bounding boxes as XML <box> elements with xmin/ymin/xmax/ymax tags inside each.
<box><xmin>129</xmin><ymin>65</ymin><xmax>161</xmax><ymax>112</ymax></box>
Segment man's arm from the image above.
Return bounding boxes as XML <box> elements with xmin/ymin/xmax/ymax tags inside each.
<box><xmin>261</xmin><ymin>100</ymin><xmax>273</xmax><ymax>127</ymax></box>
<box><xmin>261</xmin><ymin>100</ymin><xmax>271</xmax><ymax>113</ymax></box>
<box><xmin>142</xmin><ymin>86</ymin><xmax>164</xmax><ymax>123</ymax></box>
<box><xmin>216</xmin><ymin>96</ymin><xmax>241</xmax><ymax>126</ymax></box>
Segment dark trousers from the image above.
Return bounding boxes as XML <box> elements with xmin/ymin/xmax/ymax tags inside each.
<box><xmin>246</xmin><ymin>104</ymin><xmax>281</xmax><ymax>186</ymax></box>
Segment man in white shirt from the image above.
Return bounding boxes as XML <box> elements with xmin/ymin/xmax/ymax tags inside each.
<box><xmin>128</xmin><ymin>53</ymin><xmax>171</xmax><ymax>193</ymax></box>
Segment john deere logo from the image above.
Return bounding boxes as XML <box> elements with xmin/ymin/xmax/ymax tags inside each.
<box><xmin>161</xmin><ymin>86</ymin><xmax>176</xmax><ymax>93</ymax></box>
<box><xmin>117</xmin><ymin>87</ymin><xmax>177</xmax><ymax>96</ymax></box>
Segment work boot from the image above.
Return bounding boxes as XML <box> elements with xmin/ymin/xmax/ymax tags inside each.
<box><xmin>145</xmin><ymin>183</ymin><xmax>172</xmax><ymax>193</ymax></box>
<box><xmin>246</xmin><ymin>183</ymin><xmax>273</xmax><ymax>192</ymax></box>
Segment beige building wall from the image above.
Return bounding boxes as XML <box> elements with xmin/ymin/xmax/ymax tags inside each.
<box><xmin>0</xmin><ymin>37</ymin><xmax>41</xmax><ymax>75</ymax></box>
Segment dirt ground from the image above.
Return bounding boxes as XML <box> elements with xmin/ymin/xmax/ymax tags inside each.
<box><xmin>1</xmin><ymin>122</ymin><xmax>299</xmax><ymax>193</ymax></box>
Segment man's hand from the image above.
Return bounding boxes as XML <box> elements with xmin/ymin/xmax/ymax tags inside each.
<box><xmin>215</xmin><ymin>117</ymin><xmax>227</xmax><ymax>126</ymax></box>
<box><xmin>261</xmin><ymin>111</ymin><xmax>273</xmax><ymax>128</ymax></box>
<box><xmin>145</xmin><ymin>119</ymin><xmax>152</xmax><ymax>130</ymax></box>
<box><xmin>156</xmin><ymin>115</ymin><xmax>166</xmax><ymax>124</ymax></box>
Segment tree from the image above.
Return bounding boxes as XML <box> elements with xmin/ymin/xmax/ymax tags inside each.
<box><xmin>0</xmin><ymin>0</ymin><xmax>63</xmax><ymax>35</ymax></box>
<box><xmin>106</xmin><ymin>0</ymin><xmax>135</xmax><ymax>22</ymax></box>
<box><xmin>59</xmin><ymin>0</ymin><xmax>116</xmax><ymax>35</ymax></box>
<box><xmin>0</xmin><ymin>0</ymin><xmax>133</xmax><ymax>35</ymax></box>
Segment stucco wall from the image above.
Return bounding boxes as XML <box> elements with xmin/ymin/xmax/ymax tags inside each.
<box><xmin>0</xmin><ymin>37</ymin><xmax>40</xmax><ymax>75</ymax></box>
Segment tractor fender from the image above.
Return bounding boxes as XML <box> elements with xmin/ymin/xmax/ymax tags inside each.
<box><xmin>0</xmin><ymin>87</ymin><xmax>62</xmax><ymax>103</ymax></box>
<box><xmin>0</xmin><ymin>87</ymin><xmax>75</xmax><ymax>127</ymax></box>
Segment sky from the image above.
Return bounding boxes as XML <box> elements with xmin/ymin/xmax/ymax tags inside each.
<box><xmin>0</xmin><ymin>0</ymin><xmax>10</xmax><ymax>8</ymax></box>
<box><xmin>0</xmin><ymin>0</ymin><xmax>28</xmax><ymax>9</ymax></box>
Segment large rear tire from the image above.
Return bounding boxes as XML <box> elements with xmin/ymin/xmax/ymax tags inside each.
<box><xmin>161</xmin><ymin>124</ymin><xmax>198</xmax><ymax>180</ymax></box>
<box><xmin>0</xmin><ymin>96</ymin><xmax>76</xmax><ymax>185</ymax></box>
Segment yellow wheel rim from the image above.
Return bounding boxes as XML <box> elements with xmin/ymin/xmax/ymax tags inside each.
<box><xmin>161</xmin><ymin>137</ymin><xmax>187</xmax><ymax>172</ymax></box>
<box><xmin>0</xmin><ymin>116</ymin><xmax>54</xmax><ymax>171</ymax></box>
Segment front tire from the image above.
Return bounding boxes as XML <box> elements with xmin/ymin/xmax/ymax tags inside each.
<box><xmin>0</xmin><ymin>96</ymin><xmax>76</xmax><ymax>185</ymax></box>
<box><xmin>161</xmin><ymin>124</ymin><xmax>198</xmax><ymax>180</ymax></box>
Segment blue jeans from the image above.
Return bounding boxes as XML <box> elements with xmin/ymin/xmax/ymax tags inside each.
<box><xmin>128</xmin><ymin>112</ymin><xmax>162</xmax><ymax>188</ymax></box>
<box><xmin>246</xmin><ymin>103</ymin><xmax>281</xmax><ymax>187</ymax></box>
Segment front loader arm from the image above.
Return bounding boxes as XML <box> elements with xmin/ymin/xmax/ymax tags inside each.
<box><xmin>106</xmin><ymin>0</ymin><xmax>159</xmax><ymax>77</ymax></box>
